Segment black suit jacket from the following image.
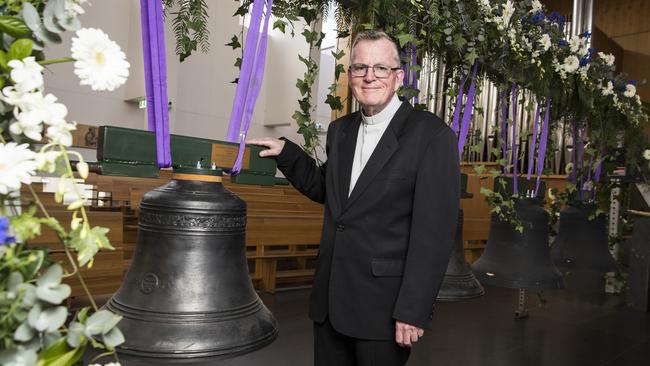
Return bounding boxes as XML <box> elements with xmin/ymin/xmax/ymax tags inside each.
<box><xmin>276</xmin><ymin>101</ymin><xmax>460</xmax><ymax>340</ymax></box>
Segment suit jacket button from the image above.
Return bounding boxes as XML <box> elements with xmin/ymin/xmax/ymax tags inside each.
<box><xmin>337</xmin><ymin>224</ymin><xmax>345</xmax><ymax>232</ymax></box>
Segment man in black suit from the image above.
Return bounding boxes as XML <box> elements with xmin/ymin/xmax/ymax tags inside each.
<box><xmin>248</xmin><ymin>30</ymin><xmax>459</xmax><ymax>366</ymax></box>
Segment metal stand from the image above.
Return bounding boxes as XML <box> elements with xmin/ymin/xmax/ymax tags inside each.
<box><xmin>514</xmin><ymin>288</ymin><xmax>529</xmax><ymax>319</ymax></box>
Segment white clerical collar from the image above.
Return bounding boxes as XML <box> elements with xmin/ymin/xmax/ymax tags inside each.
<box><xmin>361</xmin><ymin>94</ymin><xmax>402</xmax><ymax>125</ymax></box>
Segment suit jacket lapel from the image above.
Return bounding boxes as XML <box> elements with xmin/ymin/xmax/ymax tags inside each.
<box><xmin>336</xmin><ymin>113</ymin><xmax>361</xmax><ymax>210</ymax></box>
<box><xmin>342</xmin><ymin>102</ymin><xmax>413</xmax><ymax>214</ymax></box>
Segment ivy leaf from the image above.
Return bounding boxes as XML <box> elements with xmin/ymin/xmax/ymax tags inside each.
<box><xmin>325</xmin><ymin>94</ymin><xmax>343</xmax><ymax>111</ymax></box>
<box><xmin>331</xmin><ymin>49</ymin><xmax>345</xmax><ymax>60</ymax></box>
<box><xmin>473</xmin><ymin>164</ymin><xmax>486</xmax><ymax>175</ymax></box>
<box><xmin>225</xmin><ymin>35</ymin><xmax>240</xmax><ymax>50</ymax></box>
<box><xmin>296</xmin><ymin>79</ymin><xmax>310</xmax><ymax>96</ymax></box>
<box><xmin>334</xmin><ymin>63</ymin><xmax>345</xmax><ymax>79</ymax></box>
<box><xmin>396</xmin><ymin>33</ymin><xmax>415</xmax><ymax>47</ymax></box>
<box><xmin>272</xmin><ymin>19</ymin><xmax>286</xmax><ymax>33</ymax></box>
<box><xmin>234</xmin><ymin>57</ymin><xmax>241</xmax><ymax>68</ymax></box>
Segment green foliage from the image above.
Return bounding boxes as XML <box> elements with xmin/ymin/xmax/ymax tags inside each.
<box><xmin>165</xmin><ymin>0</ymin><xmax>210</xmax><ymax>62</ymax></box>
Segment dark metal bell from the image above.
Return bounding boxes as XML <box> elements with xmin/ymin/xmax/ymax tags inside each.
<box><xmin>437</xmin><ymin>209</ymin><xmax>485</xmax><ymax>300</ymax></box>
<box><xmin>105</xmin><ymin>167</ymin><xmax>278</xmax><ymax>364</ymax></box>
<box><xmin>472</xmin><ymin>198</ymin><xmax>564</xmax><ymax>289</ymax></box>
<box><xmin>551</xmin><ymin>203</ymin><xmax>618</xmax><ymax>273</ymax></box>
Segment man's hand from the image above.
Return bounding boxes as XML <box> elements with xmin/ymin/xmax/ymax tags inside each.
<box><xmin>395</xmin><ymin>321</ymin><xmax>424</xmax><ymax>347</ymax></box>
<box><xmin>247</xmin><ymin>137</ymin><xmax>285</xmax><ymax>157</ymax></box>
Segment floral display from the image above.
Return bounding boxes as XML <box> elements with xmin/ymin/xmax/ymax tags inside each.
<box><xmin>0</xmin><ymin>0</ymin><xmax>129</xmax><ymax>365</ymax></box>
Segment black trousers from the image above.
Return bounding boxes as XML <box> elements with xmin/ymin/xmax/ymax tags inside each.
<box><xmin>313</xmin><ymin>317</ymin><xmax>411</xmax><ymax>366</ymax></box>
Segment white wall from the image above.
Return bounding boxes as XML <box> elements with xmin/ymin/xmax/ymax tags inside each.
<box><xmin>43</xmin><ymin>0</ymin><xmax>318</xmax><ymax>153</ymax></box>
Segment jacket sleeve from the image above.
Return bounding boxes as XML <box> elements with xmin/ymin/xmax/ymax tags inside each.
<box><xmin>392</xmin><ymin>127</ymin><xmax>460</xmax><ymax>329</ymax></box>
<box><xmin>275</xmin><ymin>127</ymin><xmax>332</xmax><ymax>204</ymax></box>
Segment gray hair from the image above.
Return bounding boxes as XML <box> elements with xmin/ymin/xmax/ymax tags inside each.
<box><xmin>350</xmin><ymin>30</ymin><xmax>401</xmax><ymax>67</ymax></box>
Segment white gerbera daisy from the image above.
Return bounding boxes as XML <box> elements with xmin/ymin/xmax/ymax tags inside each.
<box><xmin>624</xmin><ymin>84</ymin><xmax>636</xmax><ymax>98</ymax></box>
<box><xmin>8</xmin><ymin>57</ymin><xmax>44</xmax><ymax>93</ymax></box>
<box><xmin>539</xmin><ymin>34</ymin><xmax>551</xmax><ymax>52</ymax></box>
<box><xmin>0</xmin><ymin>142</ymin><xmax>38</xmax><ymax>194</ymax></box>
<box><xmin>562</xmin><ymin>56</ymin><xmax>580</xmax><ymax>73</ymax></box>
<box><xmin>71</xmin><ymin>28</ymin><xmax>130</xmax><ymax>91</ymax></box>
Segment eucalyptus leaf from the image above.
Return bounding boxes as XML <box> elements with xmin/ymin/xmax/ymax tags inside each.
<box><xmin>35</xmin><ymin>283</ymin><xmax>71</xmax><ymax>305</ymax></box>
<box><xmin>102</xmin><ymin>327</ymin><xmax>125</xmax><ymax>349</ymax></box>
<box><xmin>20</xmin><ymin>3</ymin><xmax>62</xmax><ymax>44</ymax></box>
<box><xmin>37</xmin><ymin>264</ymin><xmax>63</xmax><ymax>287</ymax></box>
<box><xmin>14</xmin><ymin>320</ymin><xmax>36</xmax><ymax>342</ymax></box>
<box><xmin>19</xmin><ymin>283</ymin><xmax>37</xmax><ymax>306</ymax></box>
<box><xmin>66</xmin><ymin>322</ymin><xmax>85</xmax><ymax>348</ymax></box>
<box><xmin>28</xmin><ymin>304</ymin><xmax>67</xmax><ymax>332</ymax></box>
<box><xmin>55</xmin><ymin>15</ymin><xmax>80</xmax><ymax>32</ymax></box>
<box><xmin>84</xmin><ymin>310</ymin><xmax>122</xmax><ymax>336</ymax></box>
<box><xmin>0</xmin><ymin>347</ymin><xmax>38</xmax><ymax>366</ymax></box>
<box><xmin>43</xmin><ymin>0</ymin><xmax>65</xmax><ymax>34</ymax></box>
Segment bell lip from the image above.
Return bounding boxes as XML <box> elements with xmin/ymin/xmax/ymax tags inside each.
<box><xmin>173</xmin><ymin>166</ymin><xmax>223</xmax><ymax>176</ymax></box>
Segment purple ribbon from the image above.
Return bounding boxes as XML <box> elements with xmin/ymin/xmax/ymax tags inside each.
<box><xmin>402</xmin><ymin>50</ymin><xmax>410</xmax><ymax>99</ymax></box>
<box><xmin>457</xmin><ymin>62</ymin><xmax>478</xmax><ymax>159</ymax></box>
<box><xmin>411</xmin><ymin>45</ymin><xmax>418</xmax><ymax>104</ymax></box>
<box><xmin>226</xmin><ymin>0</ymin><xmax>273</xmax><ymax>174</ymax></box>
<box><xmin>578</xmin><ymin>126</ymin><xmax>585</xmax><ymax>200</ymax></box>
<box><xmin>570</xmin><ymin>119</ymin><xmax>578</xmax><ymax>183</ymax></box>
<box><xmin>140</xmin><ymin>0</ymin><xmax>171</xmax><ymax>168</ymax></box>
<box><xmin>593</xmin><ymin>142</ymin><xmax>604</xmax><ymax>199</ymax></box>
<box><xmin>500</xmin><ymin>90</ymin><xmax>508</xmax><ymax>175</ymax></box>
<box><xmin>450</xmin><ymin>72</ymin><xmax>467</xmax><ymax>134</ymax></box>
<box><xmin>231</xmin><ymin>0</ymin><xmax>273</xmax><ymax>174</ymax></box>
<box><xmin>535</xmin><ymin>98</ymin><xmax>551</xmax><ymax>196</ymax></box>
<box><xmin>510</xmin><ymin>83</ymin><xmax>518</xmax><ymax>195</ymax></box>
<box><xmin>527</xmin><ymin>103</ymin><xmax>541</xmax><ymax>180</ymax></box>
<box><xmin>226</xmin><ymin>0</ymin><xmax>264</xmax><ymax>143</ymax></box>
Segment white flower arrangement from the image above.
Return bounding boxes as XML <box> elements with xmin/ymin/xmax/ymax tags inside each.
<box><xmin>0</xmin><ymin>1</ymin><xmax>129</xmax><ymax>364</ymax></box>
<box><xmin>562</xmin><ymin>55</ymin><xmax>580</xmax><ymax>74</ymax></box>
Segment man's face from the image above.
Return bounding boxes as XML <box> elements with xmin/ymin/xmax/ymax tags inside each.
<box><xmin>349</xmin><ymin>38</ymin><xmax>403</xmax><ymax>116</ymax></box>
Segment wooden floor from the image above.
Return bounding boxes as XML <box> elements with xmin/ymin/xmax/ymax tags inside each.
<box><xmin>212</xmin><ymin>277</ymin><xmax>650</xmax><ymax>366</ymax></box>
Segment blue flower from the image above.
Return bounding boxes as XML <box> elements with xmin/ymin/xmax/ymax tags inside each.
<box><xmin>559</xmin><ymin>39</ymin><xmax>568</xmax><ymax>46</ymax></box>
<box><xmin>0</xmin><ymin>216</ymin><xmax>15</xmax><ymax>245</ymax></box>
<box><xmin>579</xmin><ymin>57</ymin><xmax>590</xmax><ymax>67</ymax></box>
<box><xmin>581</xmin><ymin>31</ymin><xmax>592</xmax><ymax>38</ymax></box>
<box><xmin>629</xmin><ymin>80</ymin><xmax>637</xmax><ymax>85</ymax></box>
<box><xmin>531</xmin><ymin>11</ymin><xmax>544</xmax><ymax>24</ymax></box>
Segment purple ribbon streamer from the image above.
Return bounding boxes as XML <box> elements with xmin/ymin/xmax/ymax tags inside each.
<box><xmin>411</xmin><ymin>45</ymin><xmax>418</xmax><ymax>104</ymax></box>
<box><xmin>578</xmin><ymin>126</ymin><xmax>585</xmax><ymax>200</ymax></box>
<box><xmin>570</xmin><ymin>119</ymin><xmax>578</xmax><ymax>183</ymax></box>
<box><xmin>402</xmin><ymin>50</ymin><xmax>410</xmax><ymax>99</ymax></box>
<box><xmin>457</xmin><ymin>62</ymin><xmax>478</xmax><ymax>159</ymax></box>
<box><xmin>593</xmin><ymin>142</ymin><xmax>604</xmax><ymax>200</ymax></box>
<box><xmin>450</xmin><ymin>72</ymin><xmax>466</xmax><ymax>134</ymax></box>
<box><xmin>535</xmin><ymin>98</ymin><xmax>551</xmax><ymax>196</ymax></box>
<box><xmin>140</xmin><ymin>0</ymin><xmax>171</xmax><ymax>168</ymax></box>
<box><xmin>226</xmin><ymin>0</ymin><xmax>265</xmax><ymax>142</ymax></box>
<box><xmin>510</xmin><ymin>83</ymin><xmax>518</xmax><ymax>195</ymax></box>
<box><xmin>527</xmin><ymin>103</ymin><xmax>541</xmax><ymax>180</ymax></box>
<box><xmin>231</xmin><ymin>0</ymin><xmax>273</xmax><ymax>174</ymax></box>
<box><xmin>500</xmin><ymin>90</ymin><xmax>508</xmax><ymax>175</ymax></box>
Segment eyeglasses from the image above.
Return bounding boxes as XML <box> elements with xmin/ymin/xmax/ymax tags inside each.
<box><xmin>348</xmin><ymin>63</ymin><xmax>401</xmax><ymax>78</ymax></box>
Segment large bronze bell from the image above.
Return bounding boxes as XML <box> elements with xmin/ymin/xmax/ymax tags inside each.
<box><xmin>472</xmin><ymin>197</ymin><xmax>564</xmax><ymax>289</ymax></box>
<box><xmin>437</xmin><ymin>174</ymin><xmax>484</xmax><ymax>300</ymax></box>
<box><xmin>550</xmin><ymin>203</ymin><xmax>618</xmax><ymax>273</ymax></box>
<box><xmin>105</xmin><ymin>167</ymin><xmax>278</xmax><ymax>364</ymax></box>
